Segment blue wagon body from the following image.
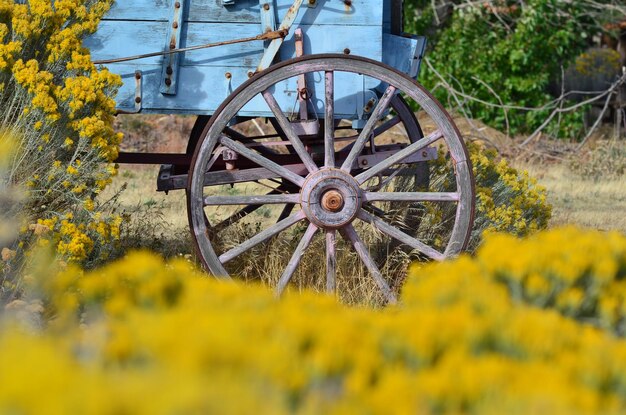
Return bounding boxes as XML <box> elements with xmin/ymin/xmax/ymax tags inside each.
<box><xmin>86</xmin><ymin>0</ymin><xmax>425</xmax><ymax>120</ymax></box>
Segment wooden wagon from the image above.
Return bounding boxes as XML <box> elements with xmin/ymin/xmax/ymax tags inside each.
<box><xmin>87</xmin><ymin>0</ymin><xmax>475</xmax><ymax>303</ymax></box>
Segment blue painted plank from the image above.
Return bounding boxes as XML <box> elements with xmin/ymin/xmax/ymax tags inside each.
<box><xmin>111</xmin><ymin>63</ymin><xmax>373</xmax><ymax>119</ymax></box>
<box><xmin>88</xmin><ymin>22</ymin><xmax>381</xmax><ymax>67</ymax></box>
<box><xmin>105</xmin><ymin>0</ymin><xmax>262</xmax><ymax>23</ymax></box>
<box><xmin>279</xmin><ymin>24</ymin><xmax>382</xmax><ymax>63</ymax></box>
<box><xmin>274</xmin><ymin>0</ymin><xmax>383</xmax><ymax>26</ymax></box>
<box><xmin>103</xmin><ymin>0</ymin><xmax>383</xmax><ymax>26</ymax></box>
<box><xmin>105</xmin><ymin>0</ymin><xmax>171</xmax><ymax>21</ymax></box>
<box><xmin>87</xmin><ymin>21</ymin><xmax>265</xmax><ymax>67</ymax></box>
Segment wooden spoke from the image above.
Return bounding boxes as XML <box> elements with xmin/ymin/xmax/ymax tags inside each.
<box><xmin>364</xmin><ymin>192</ymin><xmax>460</xmax><ymax>203</ymax></box>
<box><xmin>262</xmin><ymin>90</ymin><xmax>318</xmax><ymax>173</ymax></box>
<box><xmin>219</xmin><ymin>211</ymin><xmax>305</xmax><ymax>264</ymax></box>
<box><xmin>356</xmin><ymin>209</ymin><xmax>444</xmax><ymax>261</ymax></box>
<box><xmin>341</xmin><ymin>85</ymin><xmax>397</xmax><ymax>172</ymax></box>
<box><xmin>341</xmin><ymin>225</ymin><xmax>398</xmax><ymax>304</ymax></box>
<box><xmin>204</xmin><ymin>193</ymin><xmax>300</xmax><ymax>206</ymax></box>
<box><xmin>223</xmin><ymin>127</ymin><xmax>276</xmax><ymax>157</ymax></box>
<box><xmin>326</xmin><ymin>230</ymin><xmax>337</xmax><ymax>293</ymax></box>
<box><xmin>276</xmin><ymin>223</ymin><xmax>318</xmax><ymax>296</ymax></box>
<box><xmin>324</xmin><ymin>71</ymin><xmax>335</xmax><ymax>168</ymax></box>
<box><xmin>355</xmin><ymin>129</ymin><xmax>443</xmax><ymax>185</ymax></box>
<box><xmin>219</xmin><ymin>135</ymin><xmax>305</xmax><ymax>187</ymax></box>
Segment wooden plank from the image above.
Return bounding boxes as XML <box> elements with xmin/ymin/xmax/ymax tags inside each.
<box><xmin>104</xmin><ymin>0</ymin><xmax>382</xmax><ymax>26</ymax></box>
<box><xmin>104</xmin><ymin>0</ymin><xmax>262</xmax><ymax>23</ymax></box>
<box><xmin>105</xmin><ymin>0</ymin><xmax>171</xmax><ymax>21</ymax></box>
<box><xmin>188</xmin><ymin>0</ymin><xmax>261</xmax><ymax>23</ymax></box>
<box><xmin>275</xmin><ymin>0</ymin><xmax>383</xmax><ymax>26</ymax></box>
<box><xmin>107</xmin><ymin>63</ymin><xmax>366</xmax><ymax>118</ymax></box>
<box><xmin>87</xmin><ymin>21</ymin><xmax>264</xmax><ymax>67</ymax></box>
<box><xmin>90</xmin><ymin>22</ymin><xmax>381</xmax><ymax>67</ymax></box>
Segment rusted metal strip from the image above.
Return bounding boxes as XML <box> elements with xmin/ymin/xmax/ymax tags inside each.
<box><xmin>160</xmin><ymin>0</ymin><xmax>185</xmax><ymax>95</ymax></box>
<box><xmin>93</xmin><ymin>30</ymin><xmax>288</xmax><ymax>65</ymax></box>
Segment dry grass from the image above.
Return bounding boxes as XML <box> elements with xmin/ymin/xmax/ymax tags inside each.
<box><xmin>514</xmin><ymin>161</ymin><xmax>626</xmax><ymax>233</ymax></box>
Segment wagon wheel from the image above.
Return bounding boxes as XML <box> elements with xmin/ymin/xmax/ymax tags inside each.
<box><xmin>187</xmin><ymin>54</ymin><xmax>474</xmax><ymax>304</ymax></box>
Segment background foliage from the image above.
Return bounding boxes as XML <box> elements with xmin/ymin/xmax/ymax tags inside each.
<box><xmin>405</xmin><ymin>0</ymin><xmax>625</xmax><ymax>138</ymax></box>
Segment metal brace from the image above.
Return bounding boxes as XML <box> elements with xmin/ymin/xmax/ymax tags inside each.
<box><xmin>257</xmin><ymin>0</ymin><xmax>305</xmax><ymax>72</ymax></box>
<box><xmin>117</xmin><ymin>70</ymin><xmax>143</xmax><ymax>114</ymax></box>
<box><xmin>160</xmin><ymin>0</ymin><xmax>186</xmax><ymax>95</ymax></box>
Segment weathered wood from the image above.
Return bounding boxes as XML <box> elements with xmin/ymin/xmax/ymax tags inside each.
<box><xmin>219</xmin><ymin>135</ymin><xmax>306</xmax><ymax>187</ymax></box>
<box><xmin>204</xmin><ymin>193</ymin><xmax>300</xmax><ymax>206</ymax></box>
<box><xmin>341</xmin><ymin>225</ymin><xmax>397</xmax><ymax>304</ymax></box>
<box><xmin>326</xmin><ymin>230</ymin><xmax>336</xmax><ymax>293</ymax></box>
<box><xmin>355</xmin><ymin>129</ymin><xmax>443</xmax><ymax>184</ymax></box>
<box><xmin>276</xmin><ymin>222</ymin><xmax>318</xmax><ymax>296</ymax></box>
<box><xmin>341</xmin><ymin>85</ymin><xmax>397</xmax><ymax>171</ymax></box>
<box><xmin>219</xmin><ymin>211</ymin><xmax>306</xmax><ymax>264</ymax></box>
<box><xmin>364</xmin><ymin>191</ymin><xmax>459</xmax><ymax>202</ymax></box>
<box><xmin>262</xmin><ymin>90</ymin><xmax>318</xmax><ymax>173</ymax></box>
<box><xmin>324</xmin><ymin>71</ymin><xmax>335</xmax><ymax>168</ymax></box>
<box><xmin>203</xmin><ymin>164</ymin><xmax>309</xmax><ymax>187</ymax></box>
<box><xmin>356</xmin><ymin>209</ymin><xmax>444</xmax><ymax>261</ymax></box>
<box><xmin>104</xmin><ymin>0</ymin><xmax>383</xmax><ymax>26</ymax></box>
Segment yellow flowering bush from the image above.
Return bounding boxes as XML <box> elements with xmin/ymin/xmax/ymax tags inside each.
<box><xmin>470</xmin><ymin>143</ymin><xmax>551</xmax><ymax>240</ymax></box>
<box><xmin>1</xmin><ymin>227</ymin><xmax>625</xmax><ymax>414</ymax></box>
<box><xmin>422</xmin><ymin>143</ymin><xmax>551</xmax><ymax>252</ymax></box>
<box><xmin>0</xmin><ymin>0</ymin><xmax>122</xmax><ymax>287</ymax></box>
<box><xmin>478</xmin><ymin>227</ymin><xmax>626</xmax><ymax>335</ymax></box>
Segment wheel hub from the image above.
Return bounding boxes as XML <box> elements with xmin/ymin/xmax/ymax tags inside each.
<box><xmin>300</xmin><ymin>169</ymin><xmax>361</xmax><ymax>229</ymax></box>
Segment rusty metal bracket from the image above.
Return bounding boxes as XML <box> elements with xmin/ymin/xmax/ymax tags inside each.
<box><xmin>117</xmin><ymin>70</ymin><xmax>143</xmax><ymax>114</ymax></box>
<box><xmin>160</xmin><ymin>0</ymin><xmax>185</xmax><ymax>95</ymax></box>
<box><xmin>259</xmin><ymin>1</ymin><xmax>277</xmax><ymax>34</ymax></box>
<box><xmin>257</xmin><ymin>0</ymin><xmax>304</xmax><ymax>72</ymax></box>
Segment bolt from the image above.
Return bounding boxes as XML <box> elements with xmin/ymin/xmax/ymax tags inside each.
<box><xmin>344</xmin><ymin>0</ymin><xmax>352</xmax><ymax>5</ymax></box>
<box><xmin>166</xmin><ymin>66</ymin><xmax>173</xmax><ymax>75</ymax></box>
<box><xmin>135</xmin><ymin>97</ymin><xmax>142</xmax><ymax>104</ymax></box>
<box><xmin>170</xmin><ymin>41</ymin><xmax>176</xmax><ymax>50</ymax></box>
<box><xmin>174</xmin><ymin>2</ymin><xmax>181</xmax><ymax>8</ymax></box>
<box><xmin>422</xmin><ymin>150</ymin><xmax>428</xmax><ymax>157</ymax></box>
<box><xmin>134</xmin><ymin>72</ymin><xmax>142</xmax><ymax>80</ymax></box>
<box><xmin>263</xmin><ymin>3</ymin><xmax>270</xmax><ymax>10</ymax></box>
<box><xmin>172</xmin><ymin>21</ymin><xmax>179</xmax><ymax>29</ymax></box>
<box><xmin>361</xmin><ymin>159</ymin><xmax>368</xmax><ymax>166</ymax></box>
<box><xmin>308</xmin><ymin>0</ymin><xmax>316</xmax><ymax>4</ymax></box>
<box><xmin>321</xmin><ymin>190</ymin><xmax>344</xmax><ymax>213</ymax></box>
<box><xmin>164</xmin><ymin>78</ymin><xmax>172</xmax><ymax>86</ymax></box>
<box><xmin>343</xmin><ymin>48</ymin><xmax>351</xmax><ymax>55</ymax></box>
<box><xmin>225</xmin><ymin>72</ymin><xmax>232</xmax><ymax>79</ymax></box>
<box><xmin>248</xmin><ymin>71</ymin><xmax>255</xmax><ymax>78</ymax></box>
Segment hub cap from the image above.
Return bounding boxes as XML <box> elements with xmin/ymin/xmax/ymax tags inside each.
<box><xmin>300</xmin><ymin>169</ymin><xmax>361</xmax><ymax>229</ymax></box>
